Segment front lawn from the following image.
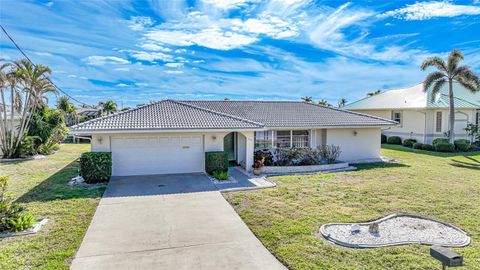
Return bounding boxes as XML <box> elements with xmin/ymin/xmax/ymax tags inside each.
<box><xmin>0</xmin><ymin>144</ymin><xmax>105</xmax><ymax>269</ymax></box>
<box><xmin>224</xmin><ymin>144</ymin><xmax>480</xmax><ymax>270</ymax></box>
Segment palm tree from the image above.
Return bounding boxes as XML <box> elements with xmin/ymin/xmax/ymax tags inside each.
<box><xmin>301</xmin><ymin>96</ymin><xmax>313</xmax><ymax>103</ymax></box>
<box><xmin>367</xmin><ymin>90</ymin><xmax>382</xmax><ymax>97</ymax></box>
<box><xmin>337</xmin><ymin>98</ymin><xmax>347</xmax><ymax>108</ymax></box>
<box><xmin>421</xmin><ymin>49</ymin><xmax>480</xmax><ymax>143</ymax></box>
<box><xmin>56</xmin><ymin>96</ymin><xmax>76</xmax><ymax>126</ymax></box>
<box><xmin>318</xmin><ymin>99</ymin><xmax>331</xmax><ymax>107</ymax></box>
<box><xmin>99</xmin><ymin>100</ymin><xmax>117</xmax><ymax>115</ymax></box>
<box><xmin>0</xmin><ymin>59</ymin><xmax>55</xmax><ymax>158</ymax></box>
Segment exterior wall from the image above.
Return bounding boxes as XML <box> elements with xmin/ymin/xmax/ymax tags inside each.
<box><xmin>313</xmin><ymin>129</ymin><xmax>327</xmax><ymax>147</ymax></box>
<box><xmin>239</xmin><ymin>131</ymin><xmax>254</xmax><ymax>172</ymax></box>
<box><xmin>325</xmin><ymin>128</ymin><xmax>381</xmax><ymax>162</ymax></box>
<box><xmin>352</xmin><ymin>108</ymin><xmax>477</xmax><ymax>144</ymax></box>
<box><xmin>237</xmin><ymin>132</ymin><xmax>247</xmax><ymax>166</ymax></box>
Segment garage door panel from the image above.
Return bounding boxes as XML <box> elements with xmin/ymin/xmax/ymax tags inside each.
<box><xmin>111</xmin><ymin>135</ymin><xmax>204</xmax><ymax>176</ymax></box>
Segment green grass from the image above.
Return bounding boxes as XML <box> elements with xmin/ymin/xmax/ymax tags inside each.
<box><xmin>0</xmin><ymin>144</ymin><xmax>105</xmax><ymax>270</ymax></box>
<box><xmin>224</xmin><ymin>144</ymin><xmax>480</xmax><ymax>270</ymax></box>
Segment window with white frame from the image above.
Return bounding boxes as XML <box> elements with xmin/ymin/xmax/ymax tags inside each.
<box><xmin>392</xmin><ymin>111</ymin><xmax>402</xmax><ymax>125</ymax></box>
<box><xmin>255</xmin><ymin>130</ymin><xmax>309</xmax><ymax>149</ymax></box>
<box><xmin>254</xmin><ymin>131</ymin><xmax>272</xmax><ymax>149</ymax></box>
<box><xmin>292</xmin><ymin>130</ymin><xmax>309</xmax><ymax>148</ymax></box>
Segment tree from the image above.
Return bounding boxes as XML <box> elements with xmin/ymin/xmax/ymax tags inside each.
<box><xmin>367</xmin><ymin>90</ymin><xmax>382</xmax><ymax>97</ymax></box>
<box><xmin>421</xmin><ymin>49</ymin><xmax>480</xmax><ymax>143</ymax></box>
<box><xmin>318</xmin><ymin>99</ymin><xmax>332</xmax><ymax>107</ymax></box>
<box><xmin>56</xmin><ymin>96</ymin><xmax>76</xmax><ymax>126</ymax></box>
<box><xmin>301</xmin><ymin>96</ymin><xmax>313</xmax><ymax>103</ymax></box>
<box><xmin>0</xmin><ymin>59</ymin><xmax>55</xmax><ymax>158</ymax></box>
<box><xmin>337</xmin><ymin>98</ymin><xmax>347</xmax><ymax>108</ymax></box>
<box><xmin>98</xmin><ymin>100</ymin><xmax>117</xmax><ymax>115</ymax></box>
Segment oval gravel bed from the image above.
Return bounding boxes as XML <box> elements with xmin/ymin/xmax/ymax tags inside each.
<box><xmin>319</xmin><ymin>213</ymin><xmax>470</xmax><ymax>248</ymax></box>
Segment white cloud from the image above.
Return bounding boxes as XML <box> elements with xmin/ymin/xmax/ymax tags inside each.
<box><xmin>130</xmin><ymin>51</ymin><xmax>173</xmax><ymax>62</ymax></box>
<box><xmin>35</xmin><ymin>51</ymin><xmax>52</xmax><ymax>56</ymax></box>
<box><xmin>114</xmin><ymin>67</ymin><xmax>130</xmax><ymax>72</ymax></box>
<box><xmin>135</xmin><ymin>82</ymin><xmax>149</xmax><ymax>87</ymax></box>
<box><xmin>165</xmin><ymin>62</ymin><xmax>184</xmax><ymax>68</ymax></box>
<box><xmin>83</xmin><ymin>56</ymin><xmax>130</xmax><ymax>66</ymax></box>
<box><xmin>140</xmin><ymin>43</ymin><xmax>172</xmax><ymax>52</ymax></box>
<box><xmin>128</xmin><ymin>16</ymin><xmax>154</xmax><ymax>31</ymax></box>
<box><xmin>165</xmin><ymin>70</ymin><xmax>184</xmax><ymax>74</ymax></box>
<box><xmin>202</xmin><ymin>0</ymin><xmax>256</xmax><ymax>10</ymax></box>
<box><xmin>116</xmin><ymin>83</ymin><xmax>128</xmax><ymax>87</ymax></box>
<box><xmin>231</xmin><ymin>16</ymin><xmax>299</xmax><ymax>38</ymax></box>
<box><xmin>45</xmin><ymin>1</ymin><xmax>54</xmax><ymax>7</ymax></box>
<box><xmin>79</xmin><ymin>76</ymin><xmax>88</xmax><ymax>80</ymax></box>
<box><xmin>67</xmin><ymin>74</ymin><xmax>77</xmax><ymax>78</ymax></box>
<box><xmin>382</xmin><ymin>1</ymin><xmax>480</xmax><ymax>20</ymax></box>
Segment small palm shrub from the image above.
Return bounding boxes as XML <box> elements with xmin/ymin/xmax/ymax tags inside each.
<box><xmin>80</xmin><ymin>152</ymin><xmax>112</xmax><ymax>183</ymax></box>
<box><xmin>403</xmin><ymin>139</ymin><xmax>417</xmax><ymax>147</ymax></box>
<box><xmin>432</xmin><ymin>138</ymin><xmax>449</xmax><ymax>147</ymax></box>
<box><xmin>454</xmin><ymin>139</ymin><xmax>471</xmax><ymax>152</ymax></box>
<box><xmin>412</xmin><ymin>143</ymin><xmax>423</xmax><ymax>149</ymax></box>
<box><xmin>254</xmin><ymin>149</ymin><xmax>274</xmax><ymax>166</ymax></box>
<box><xmin>212</xmin><ymin>171</ymin><xmax>229</xmax><ymax>181</ymax></box>
<box><xmin>422</xmin><ymin>144</ymin><xmax>435</xmax><ymax>151</ymax></box>
<box><xmin>0</xmin><ymin>176</ymin><xmax>36</xmax><ymax>232</ymax></box>
<box><xmin>381</xmin><ymin>134</ymin><xmax>387</xmax><ymax>144</ymax></box>
<box><xmin>387</xmin><ymin>136</ymin><xmax>402</xmax><ymax>145</ymax></box>
<box><xmin>319</xmin><ymin>145</ymin><xmax>341</xmax><ymax>164</ymax></box>
<box><xmin>205</xmin><ymin>151</ymin><xmax>228</xmax><ymax>175</ymax></box>
<box><xmin>435</xmin><ymin>143</ymin><xmax>455</xmax><ymax>152</ymax></box>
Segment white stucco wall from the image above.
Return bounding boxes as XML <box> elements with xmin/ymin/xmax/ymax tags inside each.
<box><xmin>325</xmin><ymin>128</ymin><xmax>381</xmax><ymax>162</ymax></box>
<box><xmin>237</xmin><ymin>132</ymin><xmax>247</xmax><ymax>166</ymax></box>
<box><xmin>239</xmin><ymin>131</ymin><xmax>254</xmax><ymax>172</ymax></box>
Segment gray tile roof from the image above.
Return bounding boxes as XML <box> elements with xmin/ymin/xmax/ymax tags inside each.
<box><xmin>184</xmin><ymin>101</ymin><xmax>397</xmax><ymax>128</ymax></box>
<box><xmin>70</xmin><ymin>100</ymin><xmax>396</xmax><ymax>133</ymax></box>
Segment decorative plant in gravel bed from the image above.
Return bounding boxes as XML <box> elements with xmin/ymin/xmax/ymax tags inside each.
<box><xmin>0</xmin><ymin>176</ymin><xmax>36</xmax><ymax>233</ymax></box>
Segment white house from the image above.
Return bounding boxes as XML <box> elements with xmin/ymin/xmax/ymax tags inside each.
<box><xmin>69</xmin><ymin>100</ymin><xmax>396</xmax><ymax>176</ymax></box>
<box><xmin>344</xmin><ymin>83</ymin><xmax>480</xmax><ymax>144</ymax></box>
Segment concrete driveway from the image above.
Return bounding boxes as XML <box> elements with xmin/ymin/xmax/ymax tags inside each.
<box><xmin>71</xmin><ymin>173</ymin><xmax>286</xmax><ymax>270</ymax></box>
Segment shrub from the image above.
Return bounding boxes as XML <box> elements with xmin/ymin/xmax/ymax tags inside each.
<box><xmin>387</xmin><ymin>136</ymin><xmax>402</xmax><ymax>145</ymax></box>
<box><xmin>403</xmin><ymin>139</ymin><xmax>417</xmax><ymax>147</ymax></box>
<box><xmin>0</xmin><ymin>176</ymin><xmax>36</xmax><ymax>232</ymax></box>
<box><xmin>212</xmin><ymin>171</ymin><xmax>229</xmax><ymax>181</ymax></box>
<box><xmin>254</xmin><ymin>149</ymin><xmax>273</xmax><ymax>166</ymax></box>
<box><xmin>412</xmin><ymin>143</ymin><xmax>423</xmax><ymax>149</ymax></box>
<box><xmin>381</xmin><ymin>134</ymin><xmax>387</xmax><ymax>144</ymax></box>
<box><xmin>432</xmin><ymin>138</ymin><xmax>449</xmax><ymax>146</ymax></box>
<box><xmin>205</xmin><ymin>151</ymin><xmax>228</xmax><ymax>175</ymax></box>
<box><xmin>435</xmin><ymin>143</ymin><xmax>455</xmax><ymax>152</ymax></box>
<box><xmin>80</xmin><ymin>152</ymin><xmax>112</xmax><ymax>183</ymax></box>
<box><xmin>454</xmin><ymin>139</ymin><xmax>471</xmax><ymax>152</ymax></box>
<box><xmin>422</xmin><ymin>144</ymin><xmax>435</xmax><ymax>151</ymax></box>
<box><xmin>319</xmin><ymin>145</ymin><xmax>341</xmax><ymax>164</ymax></box>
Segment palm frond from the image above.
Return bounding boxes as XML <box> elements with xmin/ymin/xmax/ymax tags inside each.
<box><xmin>421</xmin><ymin>57</ymin><xmax>447</xmax><ymax>72</ymax></box>
<box><xmin>447</xmin><ymin>49</ymin><xmax>464</xmax><ymax>74</ymax></box>
<box><xmin>431</xmin><ymin>78</ymin><xmax>446</xmax><ymax>102</ymax></box>
<box><xmin>423</xmin><ymin>71</ymin><xmax>445</xmax><ymax>92</ymax></box>
<box><xmin>457</xmin><ymin>77</ymin><xmax>480</xmax><ymax>93</ymax></box>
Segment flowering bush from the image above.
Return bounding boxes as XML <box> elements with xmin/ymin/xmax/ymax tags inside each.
<box><xmin>255</xmin><ymin>145</ymin><xmax>341</xmax><ymax>166</ymax></box>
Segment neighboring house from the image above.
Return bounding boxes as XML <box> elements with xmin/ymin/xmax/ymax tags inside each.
<box><xmin>0</xmin><ymin>112</ymin><xmax>21</xmax><ymax>156</ymax></box>
<box><xmin>75</xmin><ymin>107</ymin><xmax>101</xmax><ymax>121</ymax></box>
<box><xmin>344</xmin><ymin>83</ymin><xmax>480</xmax><ymax>144</ymax></box>
<box><xmin>69</xmin><ymin>100</ymin><xmax>395</xmax><ymax>176</ymax></box>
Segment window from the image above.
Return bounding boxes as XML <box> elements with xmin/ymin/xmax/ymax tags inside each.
<box><xmin>275</xmin><ymin>131</ymin><xmax>291</xmax><ymax>148</ymax></box>
<box><xmin>254</xmin><ymin>131</ymin><xmax>272</xmax><ymax>149</ymax></box>
<box><xmin>392</xmin><ymin>111</ymin><xmax>402</xmax><ymax>125</ymax></box>
<box><xmin>436</xmin><ymin>111</ymin><xmax>442</xmax><ymax>132</ymax></box>
<box><xmin>292</xmin><ymin>130</ymin><xmax>309</xmax><ymax>148</ymax></box>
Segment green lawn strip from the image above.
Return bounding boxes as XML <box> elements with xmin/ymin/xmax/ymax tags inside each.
<box><xmin>0</xmin><ymin>144</ymin><xmax>105</xmax><ymax>270</ymax></box>
<box><xmin>224</xmin><ymin>146</ymin><xmax>480</xmax><ymax>270</ymax></box>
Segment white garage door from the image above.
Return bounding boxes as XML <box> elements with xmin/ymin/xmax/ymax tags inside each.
<box><xmin>111</xmin><ymin>135</ymin><xmax>204</xmax><ymax>176</ymax></box>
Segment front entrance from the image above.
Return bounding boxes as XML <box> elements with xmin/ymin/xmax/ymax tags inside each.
<box><xmin>224</xmin><ymin>132</ymin><xmax>236</xmax><ymax>164</ymax></box>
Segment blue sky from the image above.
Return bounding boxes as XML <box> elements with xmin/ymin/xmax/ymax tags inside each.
<box><xmin>1</xmin><ymin>0</ymin><xmax>480</xmax><ymax>108</ymax></box>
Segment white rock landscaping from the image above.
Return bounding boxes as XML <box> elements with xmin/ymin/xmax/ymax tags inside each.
<box><xmin>0</xmin><ymin>219</ymin><xmax>49</xmax><ymax>238</ymax></box>
<box><xmin>319</xmin><ymin>213</ymin><xmax>470</xmax><ymax>248</ymax></box>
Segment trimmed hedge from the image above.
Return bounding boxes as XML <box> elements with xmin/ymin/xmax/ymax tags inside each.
<box><xmin>403</xmin><ymin>139</ymin><xmax>417</xmax><ymax>147</ymax></box>
<box><xmin>432</xmin><ymin>138</ymin><xmax>449</xmax><ymax>146</ymax></box>
<box><xmin>387</xmin><ymin>136</ymin><xmax>402</xmax><ymax>145</ymax></box>
<box><xmin>454</xmin><ymin>139</ymin><xmax>471</xmax><ymax>152</ymax></box>
<box><xmin>381</xmin><ymin>134</ymin><xmax>387</xmax><ymax>144</ymax></box>
<box><xmin>79</xmin><ymin>152</ymin><xmax>112</xmax><ymax>183</ymax></box>
<box><xmin>422</xmin><ymin>144</ymin><xmax>435</xmax><ymax>151</ymax></box>
<box><xmin>435</xmin><ymin>143</ymin><xmax>455</xmax><ymax>152</ymax></box>
<box><xmin>205</xmin><ymin>151</ymin><xmax>228</xmax><ymax>175</ymax></box>
<box><xmin>412</xmin><ymin>143</ymin><xmax>423</xmax><ymax>149</ymax></box>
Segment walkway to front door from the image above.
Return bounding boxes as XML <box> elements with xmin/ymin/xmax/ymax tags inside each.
<box><xmin>71</xmin><ymin>173</ymin><xmax>286</xmax><ymax>270</ymax></box>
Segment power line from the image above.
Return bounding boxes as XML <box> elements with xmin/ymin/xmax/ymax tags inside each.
<box><xmin>0</xmin><ymin>24</ymin><xmax>94</xmax><ymax>108</ymax></box>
